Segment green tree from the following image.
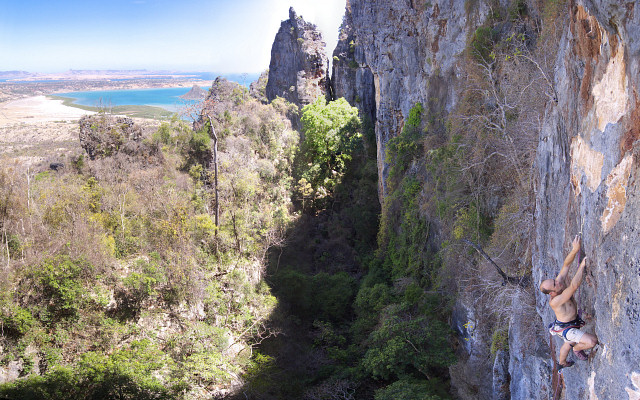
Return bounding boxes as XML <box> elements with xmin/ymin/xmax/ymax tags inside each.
<box><xmin>362</xmin><ymin>311</ymin><xmax>456</xmax><ymax>380</ymax></box>
<box><xmin>297</xmin><ymin>97</ymin><xmax>361</xmax><ymax>205</ymax></box>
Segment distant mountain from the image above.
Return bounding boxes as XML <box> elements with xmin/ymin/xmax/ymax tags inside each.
<box><xmin>179</xmin><ymin>84</ymin><xmax>207</xmax><ymax>100</ymax></box>
<box><xmin>0</xmin><ymin>71</ymin><xmax>34</xmax><ymax>79</ymax></box>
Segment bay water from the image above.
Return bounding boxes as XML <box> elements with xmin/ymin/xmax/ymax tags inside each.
<box><xmin>56</xmin><ymin>73</ymin><xmax>259</xmax><ymax>113</ymax></box>
<box><xmin>57</xmin><ymin>86</ymin><xmax>208</xmax><ymax>113</ymax></box>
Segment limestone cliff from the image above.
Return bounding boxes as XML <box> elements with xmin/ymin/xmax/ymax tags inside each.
<box><xmin>346</xmin><ymin>0</ymin><xmax>486</xmax><ymax>198</ymax></box>
<box><xmin>265</xmin><ymin>7</ymin><xmax>330</xmax><ymax>107</ymax></box>
<box><xmin>330</xmin><ymin>2</ymin><xmax>376</xmax><ymax>125</ymax></box>
<box><xmin>533</xmin><ymin>2</ymin><xmax>640</xmax><ymax>399</ymax></box>
<box><xmin>337</xmin><ymin>0</ymin><xmax>640</xmax><ymax>399</ymax></box>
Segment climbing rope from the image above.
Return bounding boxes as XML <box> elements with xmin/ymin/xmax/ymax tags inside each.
<box><xmin>576</xmin><ymin>184</ymin><xmax>586</xmax><ymax>318</ymax></box>
<box><xmin>576</xmin><ymin>232</ymin><xmax>583</xmax><ymax>319</ymax></box>
<box><xmin>550</xmin><ymin>337</ymin><xmax>564</xmax><ymax>400</ymax></box>
<box><xmin>553</xmin><ymin>371</ymin><xmax>563</xmax><ymax>400</ymax></box>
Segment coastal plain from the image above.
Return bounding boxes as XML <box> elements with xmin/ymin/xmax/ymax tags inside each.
<box><xmin>0</xmin><ymin>78</ymin><xmax>203</xmax><ymax>167</ymax></box>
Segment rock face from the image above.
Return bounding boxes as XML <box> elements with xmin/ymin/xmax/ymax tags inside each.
<box><xmin>249</xmin><ymin>70</ymin><xmax>269</xmax><ymax>103</ymax></box>
<box><xmin>449</xmin><ymin>298</ymin><xmax>495</xmax><ymax>399</ymax></box>
<box><xmin>331</xmin><ymin>2</ymin><xmax>376</xmax><ymax>125</ymax></box>
<box><xmin>346</xmin><ymin>0</ymin><xmax>486</xmax><ymax>198</ymax></box>
<box><xmin>265</xmin><ymin>7</ymin><xmax>330</xmax><ymax>107</ymax></box>
<box><xmin>79</xmin><ymin>115</ymin><xmax>159</xmax><ymax>162</ymax></box>
<box><xmin>492</xmin><ymin>349</ymin><xmax>510</xmax><ymax>400</ymax></box>
<box><xmin>336</xmin><ymin>0</ymin><xmax>640</xmax><ymax>399</ymax></box>
<box><xmin>533</xmin><ymin>2</ymin><xmax>640</xmax><ymax>399</ymax></box>
<box><xmin>0</xmin><ymin>359</ymin><xmax>23</xmax><ymax>384</ymax></box>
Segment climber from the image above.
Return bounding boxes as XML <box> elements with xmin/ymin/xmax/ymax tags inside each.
<box><xmin>539</xmin><ymin>235</ymin><xmax>598</xmax><ymax>369</ymax></box>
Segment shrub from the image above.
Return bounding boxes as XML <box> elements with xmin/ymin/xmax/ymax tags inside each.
<box><xmin>0</xmin><ymin>341</ymin><xmax>176</xmax><ymax>400</ymax></box>
<box><xmin>312</xmin><ymin>272</ymin><xmax>356</xmax><ymax>322</ymax></box>
<box><xmin>385</xmin><ymin>103</ymin><xmax>424</xmax><ymax>186</ymax></box>
<box><xmin>0</xmin><ymin>305</ymin><xmax>36</xmax><ymax>336</ymax></box>
<box><xmin>31</xmin><ymin>256</ymin><xmax>92</xmax><ymax>320</ymax></box>
<box><xmin>154</xmin><ymin>122</ymin><xmax>172</xmax><ymax>144</ymax></box>
<box><xmin>490</xmin><ymin>327</ymin><xmax>509</xmax><ymax>357</ymax></box>
<box><xmin>508</xmin><ymin>0</ymin><xmax>527</xmax><ymax>21</ymax></box>
<box><xmin>469</xmin><ymin>26</ymin><xmax>496</xmax><ymax>62</ymax></box>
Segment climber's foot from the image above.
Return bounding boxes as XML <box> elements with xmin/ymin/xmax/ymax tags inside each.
<box><xmin>573</xmin><ymin>350</ymin><xmax>588</xmax><ymax>361</ymax></box>
<box><xmin>557</xmin><ymin>361</ymin><xmax>574</xmax><ymax>372</ymax></box>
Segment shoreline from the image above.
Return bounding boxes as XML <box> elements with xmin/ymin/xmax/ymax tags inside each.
<box><xmin>0</xmin><ymin>95</ymin><xmax>95</xmax><ymax>126</ymax></box>
<box><xmin>47</xmin><ymin>95</ymin><xmax>175</xmax><ymax>120</ymax></box>
<box><xmin>0</xmin><ymin>79</ymin><xmax>213</xmax><ymax>103</ymax></box>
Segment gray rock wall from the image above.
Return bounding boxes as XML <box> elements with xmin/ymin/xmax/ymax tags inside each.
<box><xmin>265</xmin><ymin>7</ymin><xmax>330</xmax><ymax>108</ymax></box>
<box><xmin>348</xmin><ymin>0</ymin><xmax>487</xmax><ymax>198</ymax></box>
<box><xmin>534</xmin><ymin>1</ymin><xmax>640</xmax><ymax>399</ymax></box>
<box><xmin>339</xmin><ymin>0</ymin><xmax>640</xmax><ymax>398</ymax></box>
<box><xmin>331</xmin><ymin>2</ymin><xmax>376</xmax><ymax>125</ymax></box>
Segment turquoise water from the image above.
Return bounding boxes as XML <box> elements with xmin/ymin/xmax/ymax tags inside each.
<box><xmin>58</xmin><ymin>86</ymin><xmax>208</xmax><ymax>112</ymax></box>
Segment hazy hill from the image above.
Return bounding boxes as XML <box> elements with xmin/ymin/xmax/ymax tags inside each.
<box><xmin>179</xmin><ymin>84</ymin><xmax>207</xmax><ymax>100</ymax></box>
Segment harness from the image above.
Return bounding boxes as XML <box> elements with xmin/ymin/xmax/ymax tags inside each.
<box><xmin>548</xmin><ymin>317</ymin><xmax>585</xmax><ymax>340</ymax></box>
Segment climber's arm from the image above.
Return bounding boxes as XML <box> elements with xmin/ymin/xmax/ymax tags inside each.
<box><xmin>557</xmin><ymin>235</ymin><xmax>580</xmax><ymax>283</ymax></box>
<box><xmin>551</xmin><ymin>257</ymin><xmax>587</xmax><ymax>307</ymax></box>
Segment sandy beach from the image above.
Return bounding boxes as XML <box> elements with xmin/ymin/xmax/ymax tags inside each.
<box><xmin>0</xmin><ymin>96</ymin><xmax>95</xmax><ymax>167</ymax></box>
<box><xmin>0</xmin><ymin>95</ymin><xmax>93</xmax><ymax>126</ymax></box>
<box><xmin>0</xmin><ymin>94</ymin><xmax>160</xmax><ymax>168</ymax></box>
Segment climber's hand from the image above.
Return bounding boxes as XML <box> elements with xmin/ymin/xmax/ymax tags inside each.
<box><xmin>572</xmin><ymin>235</ymin><xmax>581</xmax><ymax>253</ymax></box>
<box><xmin>579</xmin><ymin>257</ymin><xmax>587</xmax><ymax>270</ymax></box>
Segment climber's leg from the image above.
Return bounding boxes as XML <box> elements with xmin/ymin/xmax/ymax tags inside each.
<box><xmin>573</xmin><ymin>332</ymin><xmax>598</xmax><ymax>352</ymax></box>
<box><xmin>558</xmin><ymin>341</ymin><xmax>573</xmax><ymax>366</ymax></box>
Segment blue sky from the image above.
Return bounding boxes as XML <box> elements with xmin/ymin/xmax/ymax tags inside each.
<box><xmin>0</xmin><ymin>0</ymin><xmax>345</xmax><ymax>73</ymax></box>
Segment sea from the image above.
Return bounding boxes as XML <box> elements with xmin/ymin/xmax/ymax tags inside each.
<box><xmin>56</xmin><ymin>72</ymin><xmax>259</xmax><ymax>113</ymax></box>
<box><xmin>57</xmin><ymin>86</ymin><xmax>209</xmax><ymax>113</ymax></box>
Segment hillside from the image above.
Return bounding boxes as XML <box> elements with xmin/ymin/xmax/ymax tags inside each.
<box><xmin>0</xmin><ymin>80</ymin><xmax>299</xmax><ymax>398</ymax></box>
<box><xmin>180</xmin><ymin>85</ymin><xmax>208</xmax><ymax>101</ymax></box>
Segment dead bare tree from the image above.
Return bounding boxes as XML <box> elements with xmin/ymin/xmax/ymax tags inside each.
<box><xmin>462</xmin><ymin>239</ymin><xmax>529</xmax><ymax>287</ymax></box>
<box><xmin>206</xmin><ymin>115</ymin><xmax>220</xmax><ymax>246</ymax></box>
<box><xmin>0</xmin><ymin>169</ymin><xmax>15</xmax><ymax>269</ymax></box>
<box><xmin>304</xmin><ymin>379</ymin><xmax>357</xmax><ymax>400</ymax></box>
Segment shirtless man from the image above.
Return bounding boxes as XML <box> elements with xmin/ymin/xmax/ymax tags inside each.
<box><xmin>539</xmin><ymin>235</ymin><xmax>598</xmax><ymax>369</ymax></box>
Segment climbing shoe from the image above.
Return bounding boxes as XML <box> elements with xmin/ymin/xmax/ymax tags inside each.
<box><xmin>557</xmin><ymin>361</ymin><xmax>575</xmax><ymax>372</ymax></box>
<box><xmin>574</xmin><ymin>350</ymin><xmax>588</xmax><ymax>361</ymax></box>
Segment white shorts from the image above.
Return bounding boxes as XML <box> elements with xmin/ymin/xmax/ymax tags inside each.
<box><xmin>550</xmin><ymin>326</ymin><xmax>585</xmax><ymax>343</ymax></box>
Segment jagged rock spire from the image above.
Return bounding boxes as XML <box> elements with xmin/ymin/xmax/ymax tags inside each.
<box><xmin>265</xmin><ymin>8</ymin><xmax>330</xmax><ymax>107</ymax></box>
